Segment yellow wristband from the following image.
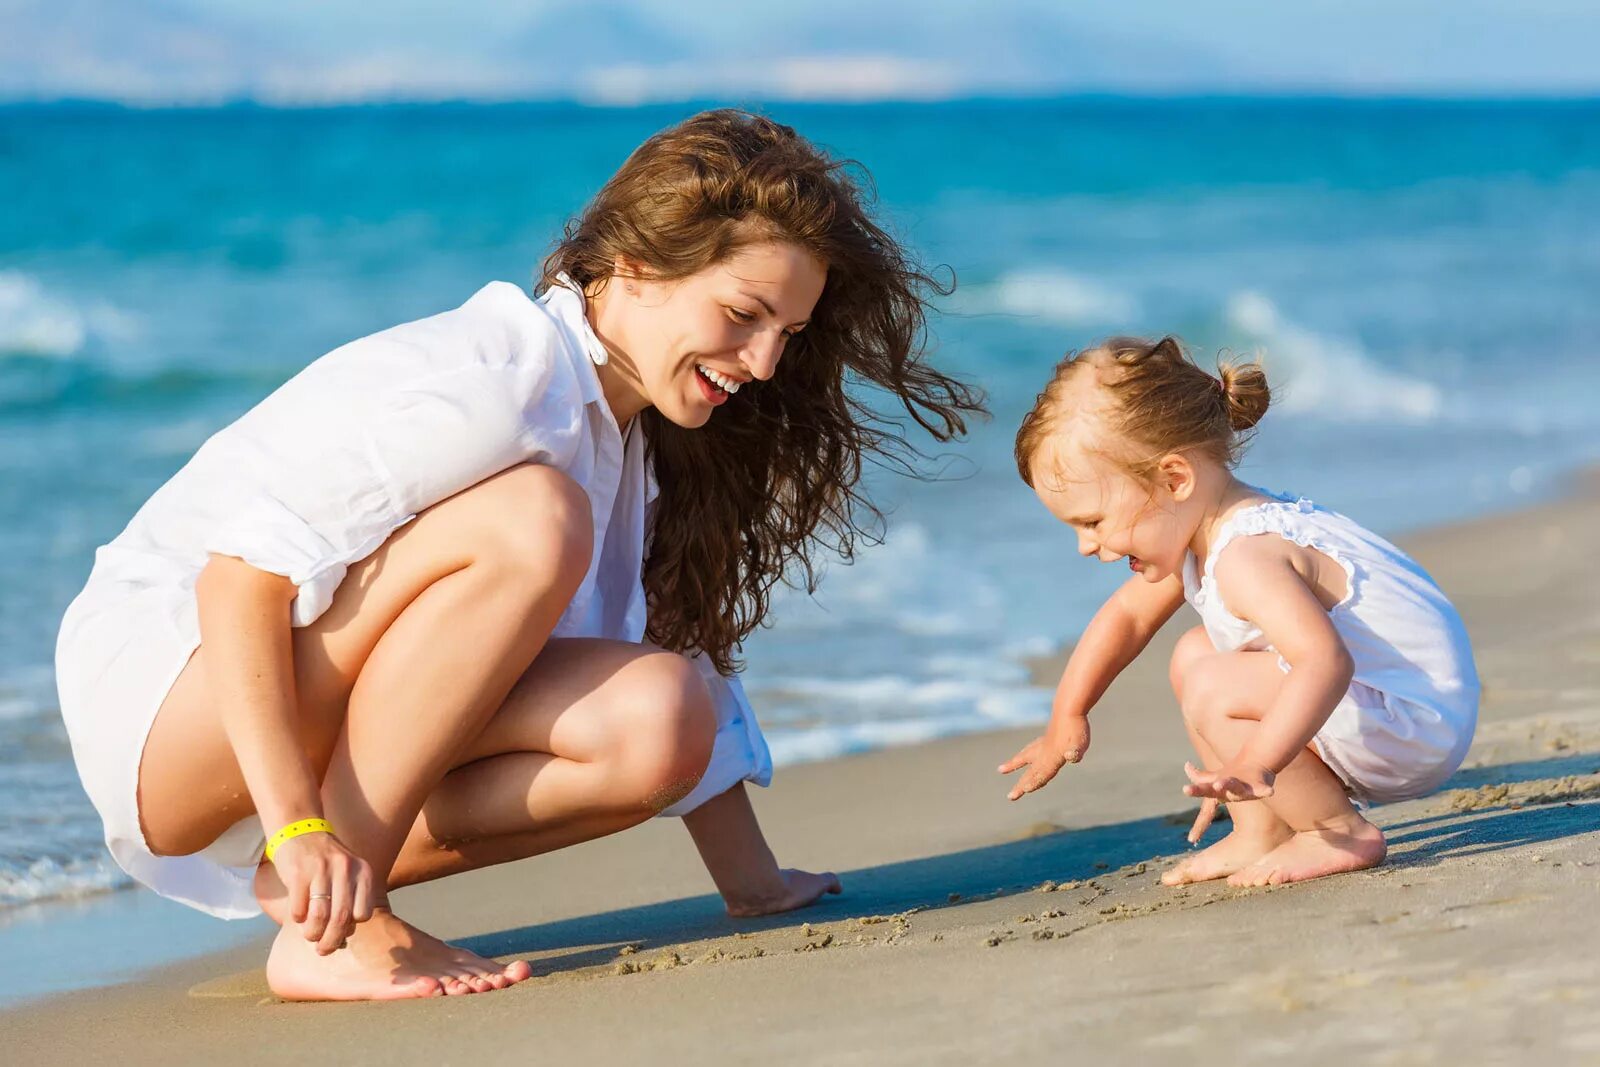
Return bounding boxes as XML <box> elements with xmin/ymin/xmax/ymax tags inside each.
<box><xmin>264</xmin><ymin>818</ymin><xmax>335</xmax><ymax>863</ymax></box>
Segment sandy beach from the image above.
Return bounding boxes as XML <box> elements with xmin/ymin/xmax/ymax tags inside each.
<box><xmin>5</xmin><ymin>473</ymin><xmax>1599</xmax><ymax>1065</ymax></box>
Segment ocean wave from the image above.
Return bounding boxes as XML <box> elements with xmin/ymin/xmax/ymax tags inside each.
<box><xmin>0</xmin><ymin>272</ymin><xmax>88</xmax><ymax>359</ymax></box>
<box><xmin>0</xmin><ymin>854</ymin><xmax>130</xmax><ymax>908</ymax></box>
<box><xmin>769</xmin><ymin>523</ymin><xmax>1006</xmax><ymax>637</ymax></box>
<box><xmin>951</xmin><ymin>269</ymin><xmax>1140</xmax><ymax>325</ymax></box>
<box><xmin>0</xmin><ymin>272</ymin><xmax>140</xmax><ymax>361</ymax></box>
<box><xmin>1224</xmin><ymin>291</ymin><xmax>1442</xmax><ymax>422</ymax></box>
<box><xmin>763</xmin><ymin>691</ymin><xmax>1049</xmax><ymax>768</ymax></box>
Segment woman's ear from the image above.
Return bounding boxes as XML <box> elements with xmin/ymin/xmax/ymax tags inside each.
<box><xmin>1158</xmin><ymin>452</ymin><xmax>1197</xmax><ymax>503</ymax></box>
<box><xmin>612</xmin><ymin>255</ymin><xmax>647</xmax><ymax>294</ymax></box>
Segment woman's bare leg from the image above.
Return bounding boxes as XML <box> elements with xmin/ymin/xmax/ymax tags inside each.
<box><xmin>139</xmin><ymin>464</ymin><xmax>601</xmax><ymax>1000</ymax></box>
<box><xmin>1162</xmin><ymin>627</ymin><xmax>1294</xmax><ymax>886</ymax></box>
<box><xmin>387</xmin><ymin>639</ymin><xmax>717</xmax><ymax>887</ymax></box>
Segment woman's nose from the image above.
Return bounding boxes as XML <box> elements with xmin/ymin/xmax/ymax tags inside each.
<box><xmin>1076</xmin><ymin>533</ymin><xmax>1097</xmax><ymax>557</ymax></box>
<box><xmin>740</xmin><ymin>331</ymin><xmax>786</xmax><ymax>381</ymax></box>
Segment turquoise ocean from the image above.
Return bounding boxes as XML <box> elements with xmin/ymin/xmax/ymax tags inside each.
<box><xmin>2</xmin><ymin>99</ymin><xmax>1598</xmax><ymax>1000</ymax></box>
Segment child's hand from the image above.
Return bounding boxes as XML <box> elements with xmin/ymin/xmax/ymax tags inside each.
<box><xmin>999</xmin><ymin>719</ymin><xmax>1090</xmax><ymax>800</ymax></box>
<box><xmin>1181</xmin><ymin>760</ymin><xmax>1275</xmax><ymax>803</ymax></box>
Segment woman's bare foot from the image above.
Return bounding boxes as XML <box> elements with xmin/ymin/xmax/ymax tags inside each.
<box><xmin>1227</xmin><ymin>816</ymin><xmax>1387</xmax><ymax>887</ymax></box>
<box><xmin>1161</xmin><ymin>826</ymin><xmax>1293</xmax><ymax>886</ymax></box>
<box><xmin>724</xmin><ymin>868</ymin><xmax>842</xmax><ymax>918</ymax></box>
<box><xmin>265</xmin><ymin>908</ymin><xmax>533</xmax><ymax>1002</ymax></box>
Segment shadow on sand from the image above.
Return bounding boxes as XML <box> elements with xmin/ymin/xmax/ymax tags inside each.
<box><xmin>459</xmin><ymin>751</ymin><xmax>1600</xmax><ymax>977</ymax></box>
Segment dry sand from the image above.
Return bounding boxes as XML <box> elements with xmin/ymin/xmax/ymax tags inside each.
<box><xmin>6</xmin><ymin>474</ymin><xmax>1599</xmax><ymax>1065</ymax></box>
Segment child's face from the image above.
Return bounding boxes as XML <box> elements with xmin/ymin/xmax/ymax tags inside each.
<box><xmin>1030</xmin><ymin>440</ymin><xmax>1195</xmax><ymax>584</ymax></box>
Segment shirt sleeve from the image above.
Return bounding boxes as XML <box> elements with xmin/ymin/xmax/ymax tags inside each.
<box><xmin>659</xmin><ymin>656</ymin><xmax>775</xmax><ymax>817</ymax></box>
<box><xmin>201</xmin><ymin>284</ymin><xmax>585</xmax><ymax>626</ymax></box>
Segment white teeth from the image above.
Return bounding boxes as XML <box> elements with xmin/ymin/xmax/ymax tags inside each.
<box><xmin>697</xmin><ymin>365</ymin><xmax>741</xmax><ymax>394</ymax></box>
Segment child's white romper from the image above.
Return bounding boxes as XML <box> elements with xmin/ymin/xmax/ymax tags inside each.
<box><xmin>1181</xmin><ymin>491</ymin><xmax>1479</xmax><ymax>803</ymax></box>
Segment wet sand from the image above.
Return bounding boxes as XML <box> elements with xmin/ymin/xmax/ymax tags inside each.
<box><xmin>7</xmin><ymin>473</ymin><xmax>1600</xmax><ymax>1064</ymax></box>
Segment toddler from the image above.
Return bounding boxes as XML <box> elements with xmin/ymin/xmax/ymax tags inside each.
<box><xmin>1000</xmin><ymin>337</ymin><xmax>1479</xmax><ymax>886</ymax></box>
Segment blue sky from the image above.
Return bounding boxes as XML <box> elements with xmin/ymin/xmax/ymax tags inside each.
<box><xmin>5</xmin><ymin>0</ymin><xmax>1599</xmax><ymax>103</ymax></box>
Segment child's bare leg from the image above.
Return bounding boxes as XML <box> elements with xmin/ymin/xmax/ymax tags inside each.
<box><xmin>1162</xmin><ymin>629</ymin><xmax>1293</xmax><ymax>885</ymax></box>
<box><xmin>1175</xmin><ymin>649</ymin><xmax>1386</xmax><ymax>886</ymax></box>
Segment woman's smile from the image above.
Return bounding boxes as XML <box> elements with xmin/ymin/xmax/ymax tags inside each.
<box><xmin>692</xmin><ymin>363</ymin><xmax>732</xmax><ymax>406</ymax></box>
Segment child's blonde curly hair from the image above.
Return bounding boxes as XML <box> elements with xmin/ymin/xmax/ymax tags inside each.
<box><xmin>1015</xmin><ymin>336</ymin><xmax>1271</xmax><ymax>487</ymax></box>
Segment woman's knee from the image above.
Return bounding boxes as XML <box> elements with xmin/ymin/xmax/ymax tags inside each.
<box><xmin>608</xmin><ymin>652</ymin><xmax>717</xmax><ymax>811</ymax></box>
<box><xmin>456</xmin><ymin>464</ymin><xmax>593</xmax><ymax>586</ymax></box>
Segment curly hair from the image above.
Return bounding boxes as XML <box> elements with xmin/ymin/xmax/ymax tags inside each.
<box><xmin>1015</xmin><ymin>336</ymin><xmax>1270</xmax><ymax>488</ymax></box>
<box><xmin>541</xmin><ymin>109</ymin><xmax>987</xmax><ymax>673</ymax></box>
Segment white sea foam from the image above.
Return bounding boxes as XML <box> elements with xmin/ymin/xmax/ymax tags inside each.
<box><xmin>769</xmin><ymin>523</ymin><xmax>1006</xmax><ymax>638</ymax></box>
<box><xmin>954</xmin><ymin>269</ymin><xmax>1139</xmax><ymax>325</ymax></box>
<box><xmin>0</xmin><ymin>272</ymin><xmax>137</xmax><ymax>360</ymax></box>
<box><xmin>1225</xmin><ymin>291</ymin><xmax>1442</xmax><ymax>422</ymax></box>
<box><xmin>0</xmin><ymin>272</ymin><xmax>86</xmax><ymax>357</ymax></box>
<box><xmin>0</xmin><ymin>855</ymin><xmax>129</xmax><ymax>907</ymax></box>
<box><xmin>764</xmin><ymin>695</ymin><xmax>1049</xmax><ymax>769</ymax></box>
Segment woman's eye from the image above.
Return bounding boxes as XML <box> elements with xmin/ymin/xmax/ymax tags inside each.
<box><xmin>727</xmin><ymin>307</ymin><xmax>756</xmax><ymax>324</ymax></box>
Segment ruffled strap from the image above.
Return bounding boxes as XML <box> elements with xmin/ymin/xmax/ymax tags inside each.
<box><xmin>1202</xmin><ymin>492</ymin><xmax>1359</xmax><ymax>614</ymax></box>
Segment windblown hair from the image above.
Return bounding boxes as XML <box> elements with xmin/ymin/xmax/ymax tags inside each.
<box><xmin>1014</xmin><ymin>336</ymin><xmax>1270</xmax><ymax>488</ymax></box>
<box><xmin>541</xmin><ymin>109</ymin><xmax>986</xmax><ymax>674</ymax></box>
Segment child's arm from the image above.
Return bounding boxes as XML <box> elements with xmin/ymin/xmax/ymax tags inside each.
<box><xmin>1000</xmin><ymin>572</ymin><xmax>1186</xmax><ymax>800</ymax></box>
<box><xmin>1181</xmin><ymin>537</ymin><xmax>1356</xmax><ymax>803</ymax></box>
<box><xmin>682</xmin><ymin>782</ymin><xmax>842</xmax><ymax>917</ymax></box>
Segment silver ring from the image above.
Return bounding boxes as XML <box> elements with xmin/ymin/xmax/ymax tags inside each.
<box><xmin>309</xmin><ymin>893</ymin><xmax>332</xmax><ymax>901</ymax></box>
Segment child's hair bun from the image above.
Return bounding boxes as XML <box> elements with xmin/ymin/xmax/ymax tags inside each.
<box><xmin>1218</xmin><ymin>361</ymin><xmax>1270</xmax><ymax>432</ymax></box>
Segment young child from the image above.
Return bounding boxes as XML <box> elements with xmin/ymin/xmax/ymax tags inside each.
<box><xmin>1000</xmin><ymin>337</ymin><xmax>1479</xmax><ymax>886</ymax></box>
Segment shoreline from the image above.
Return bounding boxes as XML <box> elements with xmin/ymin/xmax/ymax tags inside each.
<box><xmin>6</xmin><ymin>468</ymin><xmax>1600</xmax><ymax>1060</ymax></box>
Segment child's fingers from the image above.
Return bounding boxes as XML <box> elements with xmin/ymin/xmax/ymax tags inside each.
<box><xmin>1008</xmin><ymin>769</ymin><xmax>1047</xmax><ymax>801</ymax></box>
<box><xmin>1186</xmin><ymin>798</ymin><xmax>1219</xmax><ymax>844</ymax></box>
<box><xmin>997</xmin><ymin>754</ymin><xmax>1027</xmax><ymax>774</ymax></box>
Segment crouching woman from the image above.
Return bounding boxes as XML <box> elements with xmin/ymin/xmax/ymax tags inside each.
<box><xmin>55</xmin><ymin>109</ymin><xmax>983</xmax><ymax>1001</ymax></box>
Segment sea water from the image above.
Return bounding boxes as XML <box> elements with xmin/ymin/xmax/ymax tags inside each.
<box><xmin>2</xmin><ymin>98</ymin><xmax>1598</xmax><ymax>997</ymax></box>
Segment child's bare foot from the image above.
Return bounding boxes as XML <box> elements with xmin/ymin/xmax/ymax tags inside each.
<box><xmin>1227</xmin><ymin>816</ymin><xmax>1386</xmax><ymax>887</ymax></box>
<box><xmin>265</xmin><ymin>908</ymin><xmax>533</xmax><ymax>1001</ymax></box>
<box><xmin>1161</xmin><ymin>825</ymin><xmax>1293</xmax><ymax>886</ymax></box>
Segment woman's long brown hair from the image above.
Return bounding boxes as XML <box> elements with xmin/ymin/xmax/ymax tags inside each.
<box><xmin>541</xmin><ymin>109</ymin><xmax>986</xmax><ymax>673</ymax></box>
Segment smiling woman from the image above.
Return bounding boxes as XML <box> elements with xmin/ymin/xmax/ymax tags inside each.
<box><xmin>53</xmin><ymin>108</ymin><xmax>985</xmax><ymax>1002</ymax></box>
<box><xmin>543</xmin><ymin>110</ymin><xmax>984</xmax><ymax>676</ymax></box>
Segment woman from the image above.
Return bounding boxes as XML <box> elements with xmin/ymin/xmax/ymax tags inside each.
<box><xmin>55</xmin><ymin>109</ymin><xmax>984</xmax><ymax>1001</ymax></box>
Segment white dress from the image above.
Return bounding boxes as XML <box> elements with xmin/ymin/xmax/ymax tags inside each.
<box><xmin>54</xmin><ymin>278</ymin><xmax>773</xmax><ymax>919</ymax></box>
<box><xmin>1180</xmin><ymin>490</ymin><xmax>1479</xmax><ymax>803</ymax></box>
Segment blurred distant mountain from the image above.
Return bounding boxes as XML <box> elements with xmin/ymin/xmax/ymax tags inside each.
<box><xmin>0</xmin><ymin>0</ymin><xmax>283</xmax><ymax>103</ymax></box>
<box><xmin>3</xmin><ymin>0</ymin><xmax>1587</xmax><ymax>105</ymax></box>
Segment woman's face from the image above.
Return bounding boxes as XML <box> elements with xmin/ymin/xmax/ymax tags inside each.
<box><xmin>591</xmin><ymin>240</ymin><xmax>828</xmax><ymax>429</ymax></box>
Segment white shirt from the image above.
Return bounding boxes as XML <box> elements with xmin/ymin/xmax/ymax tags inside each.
<box><xmin>83</xmin><ymin>278</ymin><xmax>772</xmax><ymax>818</ymax></box>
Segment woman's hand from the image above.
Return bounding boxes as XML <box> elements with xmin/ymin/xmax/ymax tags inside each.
<box><xmin>723</xmin><ymin>868</ymin><xmax>843</xmax><ymax>918</ymax></box>
<box><xmin>681</xmin><ymin>782</ymin><xmax>843</xmax><ymax>919</ymax></box>
<box><xmin>271</xmin><ymin>831</ymin><xmax>377</xmax><ymax>955</ymax></box>
<box><xmin>998</xmin><ymin>717</ymin><xmax>1090</xmax><ymax>800</ymax></box>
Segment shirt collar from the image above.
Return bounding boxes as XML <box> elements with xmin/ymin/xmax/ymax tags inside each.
<box><xmin>540</xmin><ymin>274</ymin><xmax>658</xmax><ymax>506</ymax></box>
<box><xmin>541</xmin><ymin>273</ymin><xmax>609</xmax><ymax>407</ymax></box>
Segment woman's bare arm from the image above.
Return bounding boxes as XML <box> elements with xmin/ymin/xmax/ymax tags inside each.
<box><xmin>193</xmin><ymin>554</ymin><xmax>374</xmax><ymax>951</ymax></box>
<box><xmin>681</xmin><ymin>782</ymin><xmax>840</xmax><ymax>917</ymax></box>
